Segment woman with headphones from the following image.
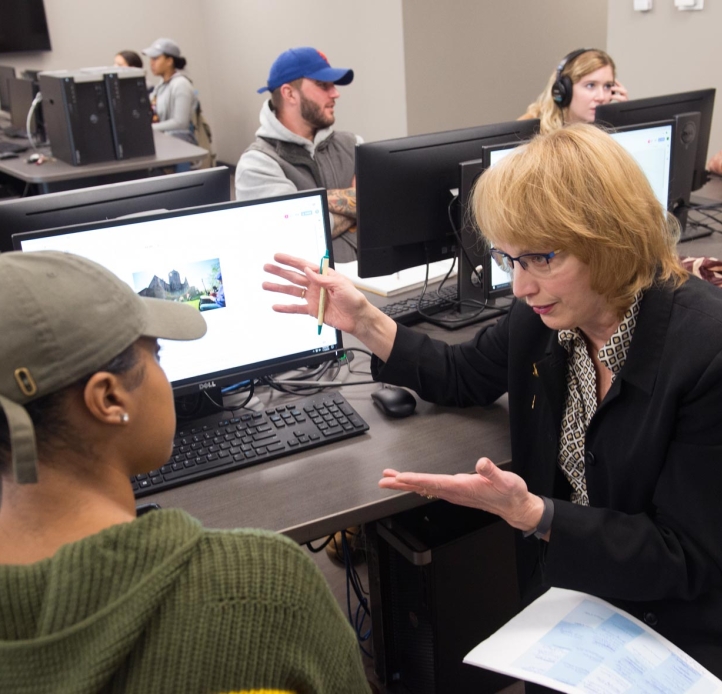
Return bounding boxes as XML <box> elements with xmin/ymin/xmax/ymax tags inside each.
<box><xmin>521</xmin><ymin>48</ymin><xmax>628</xmax><ymax>133</ymax></box>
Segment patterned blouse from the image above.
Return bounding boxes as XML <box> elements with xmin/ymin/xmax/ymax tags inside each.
<box><xmin>556</xmin><ymin>293</ymin><xmax>643</xmax><ymax>505</ymax></box>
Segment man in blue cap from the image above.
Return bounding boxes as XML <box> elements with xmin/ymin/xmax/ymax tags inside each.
<box><xmin>235</xmin><ymin>47</ymin><xmax>361</xmax><ymax>262</ymax></box>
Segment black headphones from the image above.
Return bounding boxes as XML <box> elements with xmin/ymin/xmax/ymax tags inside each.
<box><xmin>551</xmin><ymin>48</ymin><xmax>596</xmax><ymax>108</ymax></box>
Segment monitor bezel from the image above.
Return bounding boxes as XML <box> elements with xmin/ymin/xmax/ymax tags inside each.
<box><xmin>13</xmin><ymin>189</ymin><xmax>343</xmax><ymax>397</ymax></box>
<box><xmin>458</xmin><ymin>142</ymin><xmax>520</xmax><ymax>306</ymax></box>
<box><xmin>594</xmin><ymin>88</ymin><xmax>715</xmax><ymax>192</ymax></box>
<box><xmin>605</xmin><ymin>118</ymin><xmax>676</xmax><ymax>213</ymax></box>
<box><xmin>0</xmin><ymin>167</ymin><xmax>232</xmax><ymax>253</ymax></box>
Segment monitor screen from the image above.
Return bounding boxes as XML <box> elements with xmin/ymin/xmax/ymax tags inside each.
<box><xmin>608</xmin><ymin>121</ymin><xmax>673</xmax><ymax>210</ymax></box>
<box><xmin>595</xmin><ymin>89</ymin><xmax>715</xmax><ymax>192</ymax></box>
<box><xmin>0</xmin><ymin>167</ymin><xmax>231</xmax><ymax>253</ymax></box>
<box><xmin>355</xmin><ymin>119</ymin><xmax>540</xmax><ymax>278</ymax></box>
<box><xmin>0</xmin><ymin>0</ymin><xmax>52</xmax><ymax>53</ymax></box>
<box><xmin>457</xmin><ymin>144</ymin><xmax>518</xmax><ymax>306</ymax></box>
<box><xmin>482</xmin><ymin>145</ymin><xmax>517</xmax><ymax>297</ymax></box>
<box><xmin>13</xmin><ymin>190</ymin><xmax>341</xmax><ymax>396</ymax></box>
<box><xmin>0</xmin><ymin>65</ymin><xmax>16</xmax><ymax>112</ymax></box>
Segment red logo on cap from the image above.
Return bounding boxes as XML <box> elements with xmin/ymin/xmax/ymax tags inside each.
<box><xmin>317</xmin><ymin>50</ymin><xmax>328</xmax><ymax>62</ymax></box>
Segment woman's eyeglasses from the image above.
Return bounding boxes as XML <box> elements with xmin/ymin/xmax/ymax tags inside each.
<box><xmin>489</xmin><ymin>249</ymin><xmax>562</xmax><ymax>277</ymax></box>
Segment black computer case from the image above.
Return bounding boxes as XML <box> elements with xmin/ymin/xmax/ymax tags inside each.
<box><xmin>39</xmin><ymin>71</ymin><xmax>116</xmax><ymax>166</ymax></box>
<box><xmin>367</xmin><ymin>502</ymin><xmax>520</xmax><ymax>694</ymax></box>
<box><xmin>105</xmin><ymin>70</ymin><xmax>155</xmax><ymax>160</ymax></box>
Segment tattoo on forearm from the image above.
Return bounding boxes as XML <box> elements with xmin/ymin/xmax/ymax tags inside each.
<box><xmin>327</xmin><ymin>188</ymin><xmax>357</xmax><ymax>218</ymax></box>
<box><xmin>331</xmin><ymin>213</ymin><xmax>356</xmax><ymax>237</ymax></box>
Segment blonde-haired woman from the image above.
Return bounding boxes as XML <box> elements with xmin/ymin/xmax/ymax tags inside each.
<box><xmin>265</xmin><ymin>124</ymin><xmax>722</xmax><ymax>680</ymax></box>
<box><xmin>521</xmin><ymin>48</ymin><xmax>628</xmax><ymax>133</ymax></box>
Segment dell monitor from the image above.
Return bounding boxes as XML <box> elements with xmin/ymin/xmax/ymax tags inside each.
<box><xmin>13</xmin><ymin>189</ymin><xmax>342</xmax><ymax>398</ymax></box>
<box><xmin>595</xmin><ymin>89</ymin><xmax>715</xmax><ymax>193</ymax></box>
<box><xmin>0</xmin><ymin>65</ymin><xmax>16</xmax><ymax>112</ymax></box>
<box><xmin>0</xmin><ymin>167</ymin><xmax>231</xmax><ymax>252</ymax></box>
<box><xmin>355</xmin><ymin>119</ymin><xmax>540</xmax><ymax>279</ymax></box>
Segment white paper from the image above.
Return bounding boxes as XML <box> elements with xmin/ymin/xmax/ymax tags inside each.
<box><xmin>335</xmin><ymin>259</ymin><xmax>457</xmax><ymax>297</ymax></box>
<box><xmin>464</xmin><ymin>588</ymin><xmax>722</xmax><ymax>694</ymax></box>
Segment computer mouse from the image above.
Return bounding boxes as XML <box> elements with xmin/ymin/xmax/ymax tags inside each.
<box><xmin>371</xmin><ymin>386</ymin><xmax>417</xmax><ymax>419</ymax></box>
<box><xmin>26</xmin><ymin>153</ymin><xmax>42</xmax><ymax>163</ymax></box>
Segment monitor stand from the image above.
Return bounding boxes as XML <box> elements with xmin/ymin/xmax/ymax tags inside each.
<box><xmin>680</xmin><ymin>198</ymin><xmax>720</xmax><ymax>242</ymax></box>
<box><xmin>426</xmin><ymin>305</ymin><xmax>507</xmax><ymax>331</ymax></box>
<box><xmin>174</xmin><ymin>385</ymin><xmax>225</xmax><ymax>423</ymax></box>
<box><xmin>424</xmin><ymin>252</ymin><xmax>510</xmax><ymax>331</ymax></box>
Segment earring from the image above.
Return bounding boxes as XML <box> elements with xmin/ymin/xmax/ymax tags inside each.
<box><xmin>120</xmin><ymin>412</ymin><xmax>130</xmax><ymax>424</ymax></box>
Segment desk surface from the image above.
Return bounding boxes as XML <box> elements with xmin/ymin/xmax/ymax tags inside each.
<box><xmin>0</xmin><ymin>130</ymin><xmax>208</xmax><ymax>184</ymax></box>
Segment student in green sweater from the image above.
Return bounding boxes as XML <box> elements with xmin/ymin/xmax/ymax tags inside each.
<box><xmin>0</xmin><ymin>251</ymin><xmax>370</xmax><ymax>694</ymax></box>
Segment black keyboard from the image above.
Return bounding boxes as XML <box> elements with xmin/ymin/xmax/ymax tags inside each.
<box><xmin>380</xmin><ymin>285</ymin><xmax>459</xmax><ymax>325</ymax></box>
<box><xmin>132</xmin><ymin>392</ymin><xmax>369</xmax><ymax>497</ymax></box>
<box><xmin>0</xmin><ymin>140</ymin><xmax>28</xmax><ymax>154</ymax></box>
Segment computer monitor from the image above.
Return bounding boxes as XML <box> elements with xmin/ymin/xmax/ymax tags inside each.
<box><xmin>0</xmin><ymin>167</ymin><xmax>231</xmax><ymax>252</ymax></box>
<box><xmin>355</xmin><ymin>119</ymin><xmax>540</xmax><ymax>279</ymax></box>
<box><xmin>609</xmin><ymin>120</ymin><xmax>673</xmax><ymax>210</ymax></box>
<box><xmin>7</xmin><ymin>76</ymin><xmax>42</xmax><ymax>136</ymax></box>
<box><xmin>13</xmin><ymin>189</ymin><xmax>341</xmax><ymax>399</ymax></box>
<box><xmin>458</xmin><ymin>121</ymin><xmax>675</xmax><ymax>308</ymax></box>
<box><xmin>0</xmin><ymin>65</ymin><xmax>15</xmax><ymax>112</ymax></box>
<box><xmin>595</xmin><ymin>89</ymin><xmax>715</xmax><ymax>192</ymax></box>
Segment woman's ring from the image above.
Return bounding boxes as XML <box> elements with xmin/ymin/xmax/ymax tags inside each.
<box><xmin>300</xmin><ymin>288</ymin><xmax>306</xmax><ymax>300</ymax></box>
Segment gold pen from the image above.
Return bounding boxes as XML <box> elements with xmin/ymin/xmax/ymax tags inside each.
<box><xmin>317</xmin><ymin>250</ymin><xmax>329</xmax><ymax>335</ymax></box>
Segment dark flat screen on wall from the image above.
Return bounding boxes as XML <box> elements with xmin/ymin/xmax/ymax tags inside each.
<box><xmin>0</xmin><ymin>1</ymin><xmax>52</xmax><ymax>53</ymax></box>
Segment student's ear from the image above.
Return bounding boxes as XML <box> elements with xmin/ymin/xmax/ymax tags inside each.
<box><xmin>280</xmin><ymin>82</ymin><xmax>299</xmax><ymax>105</ymax></box>
<box><xmin>83</xmin><ymin>372</ymin><xmax>130</xmax><ymax>426</ymax></box>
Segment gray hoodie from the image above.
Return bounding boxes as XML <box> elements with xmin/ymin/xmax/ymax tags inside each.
<box><xmin>235</xmin><ymin>100</ymin><xmax>362</xmax><ymax>202</ymax></box>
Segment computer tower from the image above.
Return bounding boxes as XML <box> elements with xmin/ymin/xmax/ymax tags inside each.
<box><xmin>104</xmin><ymin>70</ymin><xmax>155</xmax><ymax>160</ymax></box>
<box><xmin>39</xmin><ymin>71</ymin><xmax>116</xmax><ymax>166</ymax></box>
<box><xmin>367</xmin><ymin>502</ymin><xmax>520</xmax><ymax>694</ymax></box>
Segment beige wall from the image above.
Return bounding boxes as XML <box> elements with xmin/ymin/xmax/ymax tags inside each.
<box><xmin>607</xmin><ymin>0</ymin><xmax>722</xmax><ymax>161</ymax></box>
<box><xmin>1</xmin><ymin>0</ymin><xmax>407</xmax><ymax>164</ymax></box>
<box><xmin>201</xmin><ymin>0</ymin><xmax>408</xmax><ymax>164</ymax></box>
<box><xmin>4</xmin><ymin>2</ymin><xmax>720</xmax><ymax>163</ymax></box>
<box><xmin>401</xmin><ymin>0</ymin><xmax>608</xmax><ymax>135</ymax></box>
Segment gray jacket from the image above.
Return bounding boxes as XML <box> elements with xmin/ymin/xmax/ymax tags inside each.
<box><xmin>150</xmin><ymin>72</ymin><xmax>198</xmax><ymax>143</ymax></box>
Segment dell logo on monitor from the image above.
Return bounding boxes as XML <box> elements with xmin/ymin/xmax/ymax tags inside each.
<box><xmin>198</xmin><ymin>381</ymin><xmax>217</xmax><ymax>390</ymax></box>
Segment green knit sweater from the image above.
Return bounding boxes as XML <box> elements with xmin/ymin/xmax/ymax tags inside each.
<box><xmin>0</xmin><ymin>509</ymin><xmax>370</xmax><ymax>693</ymax></box>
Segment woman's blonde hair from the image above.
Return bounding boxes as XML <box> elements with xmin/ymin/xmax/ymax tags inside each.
<box><xmin>521</xmin><ymin>50</ymin><xmax>616</xmax><ymax>134</ymax></box>
<box><xmin>472</xmin><ymin>124</ymin><xmax>687</xmax><ymax>317</ymax></box>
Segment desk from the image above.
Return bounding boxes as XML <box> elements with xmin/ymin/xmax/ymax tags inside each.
<box><xmin>142</xmin><ymin>322</ymin><xmax>512</xmax><ymax>545</ymax></box>
<box><xmin>0</xmin><ymin>129</ymin><xmax>208</xmax><ymax>194</ymax></box>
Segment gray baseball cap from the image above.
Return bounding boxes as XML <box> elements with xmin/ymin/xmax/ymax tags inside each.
<box><xmin>0</xmin><ymin>251</ymin><xmax>207</xmax><ymax>485</ymax></box>
<box><xmin>142</xmin><ymin>38</ymin><xmax>182</xmax><ymax>58</ymax></box>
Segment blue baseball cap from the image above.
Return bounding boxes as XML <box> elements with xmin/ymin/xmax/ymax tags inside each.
<box><xmin>258</xmin><ymin>47</ymin><xmax>354</xmax><ymax>94</ymax></box>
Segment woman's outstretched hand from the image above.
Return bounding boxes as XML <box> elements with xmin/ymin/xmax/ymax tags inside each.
<box><xmin>379</xmin><ymin>457</ymin><xmax>545</xmax><ymax>533</ymax></box>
